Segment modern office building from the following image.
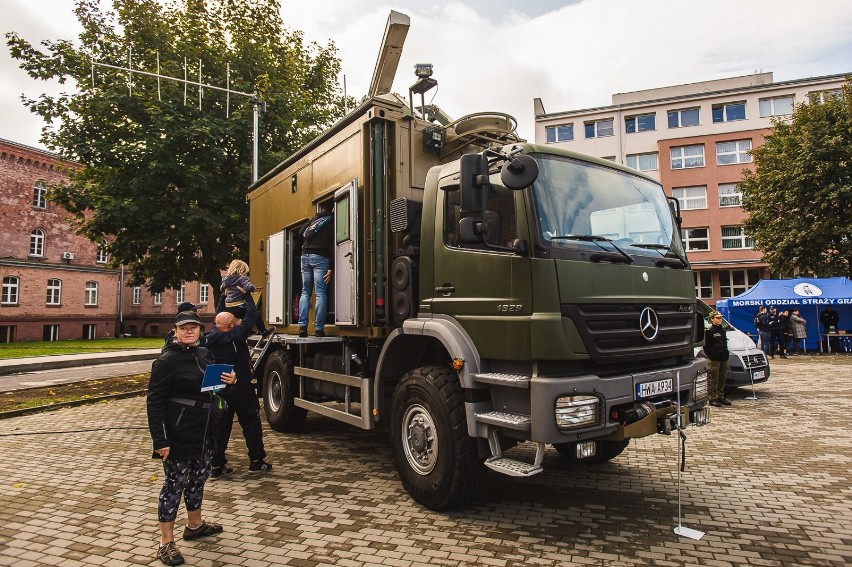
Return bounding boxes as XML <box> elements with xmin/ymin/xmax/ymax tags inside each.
<box><xmin>534</xmin><ymin>71</ymin><xmax>848</xmax><ymax>302</ymax></box>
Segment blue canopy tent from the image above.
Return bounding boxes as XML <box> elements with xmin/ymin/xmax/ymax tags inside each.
<box><xmin>715</xmin><ymin>277</ymin><xmax>852</xmax><ymax>352</ymax></box>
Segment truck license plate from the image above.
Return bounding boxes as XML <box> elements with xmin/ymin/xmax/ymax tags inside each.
<box><xmin>637</xmin><ymin>378</ymin><xmax>673</xmax><ymax>399</ymax></box>
<box><xmin>753</xmin><ymin>370</ymin><xmax>765</xmax><ymax>380</ymax></box>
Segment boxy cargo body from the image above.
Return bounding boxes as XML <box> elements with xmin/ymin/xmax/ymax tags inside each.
<box><xmin>246</xmin><ymin>91</ymin><xmax>710</xmax><ymax>509</ymax></box>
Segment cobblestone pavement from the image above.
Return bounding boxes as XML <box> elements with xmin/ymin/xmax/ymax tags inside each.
<box><xmin>1</xmin><ymin>357</ymin><xmax>850</xmax><ymax>566</ymax></box>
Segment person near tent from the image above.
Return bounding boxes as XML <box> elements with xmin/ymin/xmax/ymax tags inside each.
<box><xmin>704</xmin><ymin>310</ymin><xmax>731</xmax><ymax>407</ymax></box>
<box><xmin>753</xmin><ymin>306</ymin><xmax>768</xmax><ymax>351</ymax></box>
<box><xmin>766</xmin><ymin>306</ymin><xmax>786</xmax><ymax>359</ymax></box>
<box><xmin>820</xmin><ymin>306</ymin><xmax>841</xmax><ymax>353</ymax></box>
<box><xmin>789</xmin><ymin>308</ymin><xmax>807</xmax><ymax>355</ymax></box>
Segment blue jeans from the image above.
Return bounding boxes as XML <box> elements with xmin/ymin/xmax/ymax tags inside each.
<box><xmin>298</xmin><ymin>254</ymin><xmax>330</xmax><ymax>331</ymax></box>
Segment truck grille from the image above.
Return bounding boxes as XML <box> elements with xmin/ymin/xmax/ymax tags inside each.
<box><xmin>743</xmin><ymin>353</ymin><xmax>767</xmax><ymax>368</ymax></box>
<box><xmin>561</xmin><ymin>303</ymin><xmax>695</xmax><ymax>364</ymax></box>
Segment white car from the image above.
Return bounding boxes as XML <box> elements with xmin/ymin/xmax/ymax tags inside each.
<box><xmin>695</xmin><ymin>300</ymin><xmax>770</xmax><ymax>390</ymax></box>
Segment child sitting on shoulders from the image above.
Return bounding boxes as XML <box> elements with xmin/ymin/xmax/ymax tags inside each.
<box><xmin>221</xmin><ymin>259</ymin><xmax>271</xmax><ymax>337</ymax></box>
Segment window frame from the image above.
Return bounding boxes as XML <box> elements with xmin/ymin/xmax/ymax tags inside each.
<box><xmin>624</xmin><ymin>113</ymin><xmax>656</xmax><ymax>133</ymax></box>
<box><xmin>545</xmin><ymin>123</ymin><xmax>574</xmax><ymax>143</ymax></box>
<box><xmin>712</xmin><ymin>101</ymin><xmax>747</xmax><ymax>123</ymax></box>
<box><xmin>176</xmin><ymin>282</ymin><xmax>185</xmax><ymax>304</ymax></box>
<box><xmin>46</xmin><ymin>278</ymin><xmax>62</xmax><ymax>306</ymax></box>
<box><xmin>716</xmin><ymin>139</ymin><xmax>752</xmax><ymax>166</ymax></box>
<box><xmin>84</xmin><ymin>281</ymin><xmax>99</xmax><ymax>306</ymax></box>
<box><xmin>718</xmin><ymin>183</ymin><xmax>742</xmax><ymax>207</ymax></box>
<box><xmin>43</xmin><ymin>324</ymin><xmax>60</xmax><ymax>342</ymax></box>
<box><xmin>670</xmin><ymin>144</ymin><xmax>705</xmax><ymax>169</ymax></box>
<box><xmin>671</xmin><ymin>186</ymin><xmax>708</xmax><ymax>211</ymax></box>
<box><xmin>132</xmin><ymin>286</ymin><xmax>141</xmax><ymax>305</ymax></box>
<box><xmin>694</xmin><ymin>271</ymin><xmax>713</xmax><ymax>299</ymax></box>
<box><xmin>759</xmin><ymin>95</ymin><xmax>794</xmax><ymax>118</ymax></box>
<box><xmin>721</xmin><ymin>225</ymin><xmax>754</xmax><ymax>250</ymax></box>
<box><xmin>681</xmin><ymin>227</ymin><xmax>710</xmax><ymax>252</ymax></box>
<box><xmin>2</xmin><ymin>276</ymin><xmax>20</xmax><ymax>305</ymax></box>
<box><xmin>153</xmin><ymin>292</ymin><xmax>162</xmax><ymax>305</ymax></box>
<box><xmin>625</xmin><ymin>152</ymin><xmax>659</xmax><ymax>172</ymax></box>
<box><xmin>199</xmin><ymin>283</ymin><xmax>209</xmax><ymax>304</ymax></box>
<box><xmin>667</xmin><ymin>107</ymin><xmax>700</xmax><ymax>128</ymax></box>
<box><xmin>96</xmin><ymin>240</ymin><xmax>109</xmax><ymax>264</ymax></box>
<box><xmin>584</xmin><ymin>118</ymin><xmax>614</xmax><ymax>139</ymax></box>
<box><xmin>30</xmin><ymin>229</ymin><xmax>45</xmax><ymax>257</ymax></box>
<box><xmin>719</xmin><ymin>268</ymin><xmax>761</xmax><ymax>298</ymax></box>
<box><xmin>33</xmin><ymin>182</ymin><xmax>47</xmax><ymax>209</ymax></box>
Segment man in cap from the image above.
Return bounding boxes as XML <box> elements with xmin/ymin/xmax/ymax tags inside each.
<box><xmin>704</xmin><ymin>310</ymin><xmax>731</xmax><ymax>407</ymax></box>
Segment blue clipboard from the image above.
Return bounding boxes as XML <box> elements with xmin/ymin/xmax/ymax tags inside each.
<box><xmin>201</xmin><ymin>364</ymin><xmax>233</xmax><ymax>392</ymax></box>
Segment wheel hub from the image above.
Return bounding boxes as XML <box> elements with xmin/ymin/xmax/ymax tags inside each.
<box><xmin>402</xmin><ymin>405</ymin><xmax>438</xmax><ymax>475</ymax></box>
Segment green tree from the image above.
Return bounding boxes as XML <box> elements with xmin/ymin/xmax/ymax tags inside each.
<box><xmin>739</xmin><ymin>78</ymin><xmax>852</xmax><ymax>278</ymax></box>
<box><xmin>7</xmin><ymin>0</ymin><xmax>349</xmax><ymax>303</ymax></box>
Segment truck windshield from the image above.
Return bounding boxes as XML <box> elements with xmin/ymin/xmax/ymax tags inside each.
<box><xmin>529</xmin><ymin>153</ymin><xmax>686</xmax><ymax>262</ymax></box>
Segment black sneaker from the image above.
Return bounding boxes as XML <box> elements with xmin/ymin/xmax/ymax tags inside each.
<box><xmin>719</xmin><ymin>398</ymin><xmax>732</xmax><ymax>406</ymax></box>
<box><xmin>210</xmin><ymin>465</ymin><xmax>233</xmax><ymax>480</ymax></box>
<box><xmin>248</xmin><ymin>460</ymin><xmax>272</xmax><ymax>473</ymax></box>
<box><xmin>157</xmin><ymin>541</ymin><xmax>185</xmax><ymax>566</ymax></box>
<box><xmin>709</xmin><ymin>400</ymin><xmax>723</xmax><ymax>408</ymax></box>
<box><xmin>298</xmin><ymin>326</ymin><xmax>308</xmax><ymax>338</ymax></box>
<box><xmin>315</xmin><ymin>330</ymin><xmax>326</xmax><ymax>338</ymax></box>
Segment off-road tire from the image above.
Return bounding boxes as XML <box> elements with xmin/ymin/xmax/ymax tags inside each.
<box><xmin>262</xmin><ymin>350</ymin><xmax>307</xmax><ymax>432</ymax></box>
<box><xmin>390</xmin><ymin>366</ymin><xmax>480</xmax><ymax>510</ymax></box>
<box><xmin>553</xmin><ymin>439</ymin><xmax>630</xmax><ymax>463</ymax></box>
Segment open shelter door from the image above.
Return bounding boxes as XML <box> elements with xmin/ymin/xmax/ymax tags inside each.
<box><xmin>266</xmin><ymin>230</ymin><xmax>285</xmax><ymax>325</ymax></box>
<box><xmin>334</xmin><ymin>179</ymin><xmax>359</xmax><ymax>326</ymax></box>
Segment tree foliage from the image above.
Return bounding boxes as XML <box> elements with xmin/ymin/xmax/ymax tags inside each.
<box><xmin>739</xmin><ymin>78</ymin><xmax>852</xmax><ymax>278</ymax></box>
<box><xmin>7</xmin><ymin>0</ymin><xmax>350</xmax><ymax>302</ymax></box>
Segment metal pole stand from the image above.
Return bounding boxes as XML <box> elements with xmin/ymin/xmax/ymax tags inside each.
<box><xmin>673</xmin><ymin>371</ymin><xmax>705</xmax><ymax>540</ymax></box>
<box><xmin>744</xmin><ymin>369</ymin><xmax>758</xmax><ymax>401</ymax></box>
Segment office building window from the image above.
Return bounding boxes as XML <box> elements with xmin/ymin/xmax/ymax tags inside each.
<box><xmin>808</xmin><ymin>89</ymin><xmax>842</xmax><ymax>104</ymax></box>
<box><xmin>719</xmin><ymin>269</ymin><xmax>760</xmax><ymax>298</ymax></box>
<box><xmin>0</xmin><ymin>325</ymin><xmax>16</xmax><ymax>343</ymax></box>
<box><xmin>625</xmin><ymin>113</ymin><xmax>656</xmax><ymax>133</ymax></box>
<box><xmin>199</xmin><ymin>283</ymin><xmax>209</xmax><ymax>304</ymax></box>
<box><xmin>84</xmin><ymin>281</ymin><xmax>99</xmax><ymax>306</ymax></box>
<box><xmin>83</xmin><ymin>324</ymin><xmax>97</xmax><ymax>340</ymax></box>
<box><xmin>671</xmin><ymin>186</ymin><xmax>707</xmax><ymax>210</ymax></box>
<box><xmin>176</xmin><ymin>282</ymin><xmax>185</xmax><ymax>304</ymax></box>
<box><xmin>545</xmin><ymin>124</ymin><xmax>574</xmax><ymax>143</ymax></box>
<box><xmin>681</xmin><ymin>227</ymin><xmax>710</xmax><ymax>251</ymax></box>
<box><xmin>712</xmin><ymin>101</ymin><xmax>746</xmax><ymax>123</ymax></box>
<box><xmin>132</xmin><ymin>286</ymin><xmax>141</xmax><ymax>305</ymax></box>
<box><xmin>2</xmin><ymin>276</ymin><xmax>20</xmax><ymax>305</ymax></box>
<box><xmin>667</xmin><ymin>107</ymin><xmax>700</xmax><ymax>128</ymax></box>
<box><xmin>30</xmin><ymin>229</ymin><xmax>45</xmax><ymax>256</ymax></box>
<box><xmin>759</xmin><ymin>95</ymin><xmax>794</xmax><ymax>117</ymax></box>
<box><xmin>671</xmin><ymin>144</ymin><xmax>705</xmax><ymax>169</ymax></box>
<box><xmin>716</xmin><ymin>139</ymin><xmax>752</xmax><ymax>165</ymax></box>
<box><xmin>694</xmin><ymin>271</ymin><xmax>713</xmax><ymax>299</ymax></box>
<box><xmin>46</xmin><ymin>278</ymin><xmax>62</xmax><ymax>305</ymax></box>
<box><xmin>43</xmin><ymin>324</ymin><xmax>60</xmax><ymax>342</ymax></box>
<box><xmin>33</xmin><ymin>182</ymin><xmax>47</xmax><ymax>209</ymax></box>
<box><xmin>153</xmin><ymin>292</ymin><xmax>162</xmax><ymax>305</ymax></box>
<box><xmin>721</xmin><ymin>226</ymin><xmax>754</xmax><ymax>250</ymax></box>
<box><xmin>625</xmin><ymin>152</ymin><xmax>659</xmax><ymax>172</ymax></box>
<box><xmin>96</xmin><ymin>240</ymin><xmax>109</xmax><ymax>263</ymax></box>
<box><xmin>719</xmin><ymin>183</ymin><xmax>742</xmax><ymax>207</ymax></box>
<box><xmin>584</xmin><ymin>118</ymin><xmax>614</xmax><ymax>138</ymax></box>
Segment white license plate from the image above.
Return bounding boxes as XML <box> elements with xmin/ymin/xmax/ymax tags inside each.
<box><xmin>753</xmin><ymin>370</ymin><xmax>765</xmax><ymax>380</ymax></box>
<box><xmin>637</xmin><ymin>378</ymin><xmax>673</xmax><ymax>398</ymax></box>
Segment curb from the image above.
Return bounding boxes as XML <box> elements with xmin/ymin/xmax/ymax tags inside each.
<box><xmin>0</xmin><ymin>350</ymin><xmax>159</xmax><ymax>376</ymax></box>
<box><xmin>0</xmin><ymin>389</ymin><xmax>148</xmax><ymax>419</ymax></box>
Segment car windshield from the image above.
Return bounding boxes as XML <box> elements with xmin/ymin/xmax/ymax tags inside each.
<box><xmin>530</xmin><ymin>153</ymin><xmax>686</xmax><ymax>260</ymax></box>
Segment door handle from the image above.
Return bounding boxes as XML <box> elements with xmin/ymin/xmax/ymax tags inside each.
<box><xmin>434</xmin><ymin>284</ymin><xmax>455</xmax><ymax>294</ymax></box>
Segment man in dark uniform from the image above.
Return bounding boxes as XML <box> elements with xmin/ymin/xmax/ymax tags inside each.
<box><xmin>205</xmin><ymin>294</ymin><xmax>271</xmax><ymax>477</ymax></box>
<box><xmin>705</xmin><ymin>310</ymin><xmax>731</xmax><ymax>407</ymax></box>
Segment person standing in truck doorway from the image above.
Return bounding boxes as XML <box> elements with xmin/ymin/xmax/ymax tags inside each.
<box><xmin>298</xmin><ymin>202</ymin><xmax>334</xmax><ymax>337</ymax></box>
<box><xmin>705</xmin><ymin>310</ymin><xmax>731</xmax><ymax>408</ymax></box>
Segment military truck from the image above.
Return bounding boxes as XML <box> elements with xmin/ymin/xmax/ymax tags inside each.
<box><xmin>247</xmin><ymin>11</ymin><xmax>710</xmax><ymax>510</ymax></box>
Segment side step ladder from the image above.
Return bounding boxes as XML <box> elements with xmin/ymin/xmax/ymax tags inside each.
<box><xmin>476</xmin><ymin>411</ymin><xmax>544</xmax><ymax>478</ymax></box>
<box><xmin>250</xmin><ymin>326</ymin><xmax>276</xmax><ymax>373</ymax></box>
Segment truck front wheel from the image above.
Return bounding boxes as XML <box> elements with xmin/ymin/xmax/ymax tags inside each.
<box><xmin>553</xmin><ymin>439</ymin><xmax>630</xmax><ymax>462</ymax></box>
<box><xmin>390</xmin><ymin>366</ymin><xmax>479</xmax><ymax>510</ymax></box>
<box><xmin>262</xmin><ymin>350</ymin><xmax>307</xmax><ymax>432</ymax></box>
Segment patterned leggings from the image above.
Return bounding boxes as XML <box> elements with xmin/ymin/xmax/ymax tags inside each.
<box><xmin>157</xmin><ymin>444</ymin><xmax>213</xmax><ymax>523</ymax></box>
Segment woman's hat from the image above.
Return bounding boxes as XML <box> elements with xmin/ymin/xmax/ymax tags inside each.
<box><xmin>175</xmin><ymin>310</ymin><xmax>203</xmax><ymax>327</ymax></box>
<box><xmin>708</xmin><ymin>310</ymin><xmax>723</xmax><ymax>319</ymax></box>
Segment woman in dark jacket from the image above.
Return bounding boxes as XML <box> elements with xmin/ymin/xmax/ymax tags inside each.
<box><xmin>147</xmin><ymin>310</ymin><xmax>236</xmax><ymax>566</ymax></box>
<box><xmin>704</xmin><ymin>310</ymin><xmax>731</xmax><ymax>408</ymax></box>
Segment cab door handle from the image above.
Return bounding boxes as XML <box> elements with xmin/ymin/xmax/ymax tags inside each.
<box><xmin>434</xmin><ymin>284</ymin><xmax>455</xmax><ymax>294</ymax></box>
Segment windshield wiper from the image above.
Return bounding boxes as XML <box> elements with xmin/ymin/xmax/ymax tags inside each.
<box><xmin>550</xmin><ymin>234</ymin><xmax>634</xmax><ymax>264</ymax></box>
<box><xmin>632</xmin><ymin>243</ymin><xmax>688</xmax><ymax>267</ymax></box>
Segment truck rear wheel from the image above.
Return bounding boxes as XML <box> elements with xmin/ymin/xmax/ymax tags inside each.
<box><xmin>553</xmin><ymin>439</ymin><xmax>630</xmax><ymax>462</ymax></box>
<box><xmin>262</xmin><ymin>350</ymin><xmax>307</xmax><ymax>432</ymax></box>
<box><xmin>390</xmin><ymin>366</ymin><xmax>480</xmax><ymax>510</ymax></box>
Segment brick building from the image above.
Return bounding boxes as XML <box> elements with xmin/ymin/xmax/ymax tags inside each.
<box><xmin>0</xmin><ymin>138</ymin><xmax>214</xmax><ymax>342</ymax></box>
<box><xmin>534</xmin><ymin>71</ymin><xmax>848</xmax><ymax>302</ymax></box>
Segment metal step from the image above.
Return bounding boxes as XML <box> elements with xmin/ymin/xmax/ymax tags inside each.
<box><xmin>475</xmin><ymin>410</ymin><xmax>531</xmax><ymax>431</ymax></box>
<box><xmin>473</xmin><ymin>372</ymin><xmax>531</xmax><ymax>389</ymax></box>
<box><xmin>484</xmin><ymin>456</ymin><xmax>543</xmax><ymax>477</ymax></box>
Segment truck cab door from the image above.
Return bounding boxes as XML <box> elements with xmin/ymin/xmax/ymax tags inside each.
<box><xmin>429</xmin><ymin>183</ymin><xmax>532</xmax><ymax>359</ymax></box>
<box><xmin>334</xmin><ymin>179</ymin><xmax>359</xmax><ymax>326</ymax></box>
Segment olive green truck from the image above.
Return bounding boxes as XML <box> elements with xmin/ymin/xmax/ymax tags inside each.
<box><xmin>247</xmin><ymin>11</ymin><xmax>710</xmax><ymax>510</ymax></box>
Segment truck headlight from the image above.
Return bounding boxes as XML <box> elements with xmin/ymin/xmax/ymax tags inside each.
<box><xmin>555</xmin><ymin>395</ymin><xmax>599</xmax><ymax>430</ymax></box>
<box><xmin>694</xmin><ymin>370</ymin><xmax>708</xmax><ymax>400</ymax></box>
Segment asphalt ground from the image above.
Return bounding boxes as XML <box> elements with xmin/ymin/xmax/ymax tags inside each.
<box><xmin>0</xmin><ymin>356</ymin><xmax>850</xmax><ymax>566</ymax></box>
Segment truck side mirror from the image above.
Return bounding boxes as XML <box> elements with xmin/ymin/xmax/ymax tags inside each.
<box><xmin>500</xmin><ymin>155</ymin><xmax>538</xmax><ymax>189</ymax></box>
<box><xmin>459</xmin><ymin>216</ymin><xmax>488</xmax><ymax>243</ymax></box>
<box><xmin>667</xmin><ymin>196</ymin><xmax>683</xmax><ymax>227</ymax></box>
<box><xmin>459</xmin><ymin>153</ymin><xmax>486</xmax><ymax>211</ymax></box>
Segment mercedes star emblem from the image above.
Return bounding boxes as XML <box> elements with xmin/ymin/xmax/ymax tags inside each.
<box><xmin>639</xmin><ymin>307</ymin><xmax>660</xmax><ymax>341</ymax></box>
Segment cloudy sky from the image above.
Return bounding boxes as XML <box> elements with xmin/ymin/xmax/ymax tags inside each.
<box><xmin>3</xmin><ymin>0</ymin><xmax>852</xmax><ymax>150</ymax></box>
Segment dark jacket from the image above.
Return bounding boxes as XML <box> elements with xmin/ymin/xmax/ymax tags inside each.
<box><xmin>820</xmin><ymin>308</ymin><xmax>839</xmax><ymax>330</ymax></box>
<box><xmin>301</xmin><ymin>211</ymin><xmax>334</xmax><ymax>258</ymax></box>
<box><xmin>765</xmin><ymin>312</ymin><xmax>784</xmax><ymax>332</ymax></box>
<box><xmin>146</xmin><ymin>341</ymin><xmax>213</xmax><ymax>461</ymax></box>
<box><xmin>221</xmin><ymin>274</ymin><xmax>256</xmax><ymax>305</ymax></box>
<box><xmin>205</xmin><ymin>296</ymin><xmax>258</xmax><ymax>398</ymax></box>
<box><xmin>704</xmin><ymin>323</ymin><xmax>729</xmax><ymax>362</ymax></box>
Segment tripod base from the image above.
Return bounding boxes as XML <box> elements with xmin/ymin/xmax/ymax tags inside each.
<box><xmin>674</xmin><ymin>525</ymin><xmax>705</xmax><ymax>540</ymax></box>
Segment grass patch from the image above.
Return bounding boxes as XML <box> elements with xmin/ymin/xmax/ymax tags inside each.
<box><xmin>0</xmin><ymin>337</ymin><xmax>163</xmax><ymax>359</ymax></box>
<box><xmin>0</xmin><ymin>374</ymin><xmax>149</xmax><ymax>412</ymax></box>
